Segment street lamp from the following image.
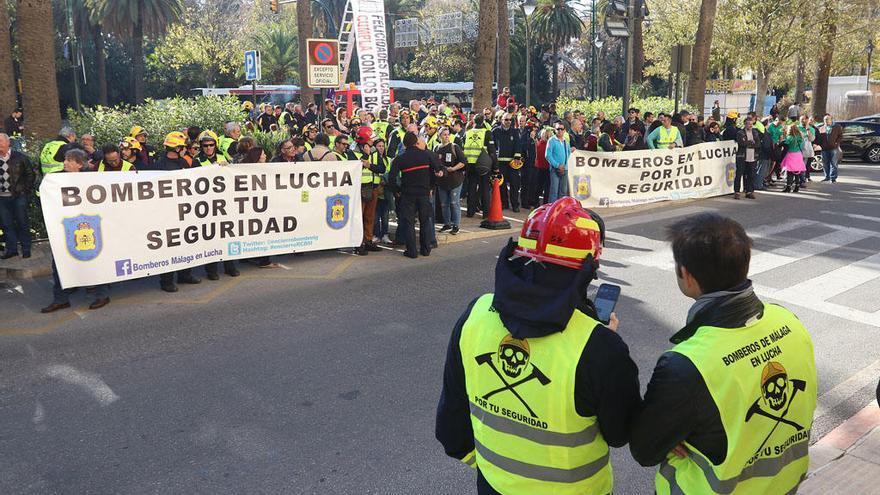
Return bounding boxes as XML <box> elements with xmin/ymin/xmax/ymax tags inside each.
<box><xmin>522</xmin><ymin>0</ymin><xmax>537</xmax><ymax>107</ymax></box>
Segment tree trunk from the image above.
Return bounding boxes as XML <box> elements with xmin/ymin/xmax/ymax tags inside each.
<box><xmin>686</xmin><ymin>0</ymin><xmax>717</xmax><ymax>108</ymax></box>
<box><xmin>17</xmin><ymin>0</ymin><xmax>61</xmax><ymax>139</ymax></box>
<box><xmin>496</xmin><ymin>0</ymin><xmax>510</xmax><ymax>91</ymax></box>
<box><xmin>474</xmin><ymin>0</ymin><xmax>498</xmax><ymax>110</ymax></box>
<box><xmin>131</xmin><ymin>5</ymin><xmax>145</xmax><ymax>104</ymax></box>
<box><xmin>632</xmin><ymin>3</ymin><xmax>644</xmax><ymax>83</ymax></box>
<box><xmin>755</xmin><ymin>65</ymin><xmax>770</xmax><ymax>118</ymax></box>
<box><xmin>813</xmin><ymin>8</ymin><xmax>836</xmax><ymax>117</ymax></box>
<box><xmin>0</xmin><ymin>3</ymin><xmax>17</xmax><ymax>118</ymax></box>
<box><xmin>93</xmin><ymin>24</ymin><xmax>108</xmax><ymax>106</ymax></box>
<box><xmin>297</xmin><ymin>0</ymin><xmax>314</xmax><ymax>107</ymax></box>
<box><xmin>794</xmin><ymin>54</ymin><xmax>805</xmax><ymax>104</ymax></box>
<box><xmin>552</xmin><ymin>42</ymin><xmax>559</xmax><ymax>98</ymax></box>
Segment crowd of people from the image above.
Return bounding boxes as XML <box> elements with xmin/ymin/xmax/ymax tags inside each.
<box><xmin>0</xmin><ymin>90</ymin><xmax>846</xmax><ymax>312</ymax></box>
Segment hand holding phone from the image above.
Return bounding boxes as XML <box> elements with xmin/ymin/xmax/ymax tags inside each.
<box><xmin>593</xmin><ymin>283</ymin><xmax>621</xmax><ymax>325</ymax></box>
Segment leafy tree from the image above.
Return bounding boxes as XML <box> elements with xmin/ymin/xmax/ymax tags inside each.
<box><xmin>497</xmin><ymin>0</ymin><xmax>510</xmax><ymax>89</ymax></box>
<box><xmin>531</xmin><ymin>0</ymin><xmax>583</xmax><ymax>98</ymax></box>
<box><xmin>88</xmin><ymin>0</ymin><xmax>184</xmax><ymax>103</ymax></box>
<box><xmin>686</xmin><ymin>0</ymin><xmax>718</xmax><ymax>108</ymax></box>
<box><xmin>474</xmin><ymin>0</ymin><xmax>498</xmax><ymax>109</ymax></box>
<box><xmin>152</xmin><ymin>2</ymin><xmax>248</xmax><ymax>88</ymax></box>
<box><xmin>0</xmin><ymin>1</ymin><xmax>16</xmax><ymax>117</ymax></box>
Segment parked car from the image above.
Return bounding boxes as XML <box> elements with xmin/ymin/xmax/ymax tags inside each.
<box><xmin>832</xmin><ymin>121</ymin><xmax>880</xmax><ymax>163</ymax></box>
<box><xmin>852</xmin><ymin>113</ymin><xmax>880</xmax><ymax>123</ymax></box>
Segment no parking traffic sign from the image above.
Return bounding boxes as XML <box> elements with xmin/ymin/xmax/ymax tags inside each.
<box><xmin>307</xmin><ymin>38</ymin><xmax>340</xmax><ymax>88</ymax></box>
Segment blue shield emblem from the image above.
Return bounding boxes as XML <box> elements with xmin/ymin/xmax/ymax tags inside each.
<box><xmin>326</xmin><ymin>194</ymin><xmax>350</xmax><ymax>230</ymax></box>
<box><xmin>574</xmin><ymin>175</ymin><xmax>591</xmax><ymax>201</ymax></box>
<box><xmin>63</xmin><ymin>214</ymin><xmax>103</xmax><ymax>261</ymax></box>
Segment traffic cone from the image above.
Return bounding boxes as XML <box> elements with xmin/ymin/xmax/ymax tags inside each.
<box><xmin>480</xmin><ymin>174</ymin><xmax>511</xmax><ymax>230</ymax></box>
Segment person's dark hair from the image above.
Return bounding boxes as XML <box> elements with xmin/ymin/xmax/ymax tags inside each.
<box><xmin>242</xmin><ymin>146</ymin><xmax>265</xmax><ymax>163</ymax></box>
<box><xmin>314</xmin><ymin>133</ymin><xmax>331</xmax><ymax>146</ymax></box>
<box><xmin>236</xmin><ymin>136</ymin><xmax>255</xmax><ymax>156</ymax></box>
<box><xmin>65</xmin><ymin>148</ymin><xmax>88</xmax><ymax>165</ymax></box>
<box><xmin>403</xmin><ymin>131</ymin><xmax>419</xmax><ymax>148</ymax></box>
<box><xmin>474</xmin><ymin>115</ymin><xmax>484</xmax><ymax>126</ymax></box>
<box><xmin>291</xmin><ymin>136</ymin><xmax>305</xmax><ymax>147</ymax></box>
<box><xmin>666</xmin><ymin>213</ymin><xmax>752</xmax><ymax>293</ymax></box>
<box><xmin>101</xmin><ymin>143</ymin><xmax>119</xmax><ymax>155</ymax></box>
<box><xmin>644</xmin><ymin>111</ymin><xmax>654</xmax><ymax>119</ymax></box>
<box><xmin>187</xmin><ymin>126</ymin><xmax>202</xmax><ymax>142</ymax></box>
<box><xmin>600</xmin><ymin>121</ymin><xmax>615</xmax><ymax>135</ymax></box>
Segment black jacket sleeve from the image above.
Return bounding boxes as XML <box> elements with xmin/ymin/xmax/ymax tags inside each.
<box><xmin>629</xmin><ymin>351</ymin><xmax>725</xmax><ymax>466</ymax></box>
<box><xmin>574</xmin><ymin>324</ymin><xmax>642</xmax><ymax>448</ymax></box>
<box><xmin>436</xmin><ymin>297</ymin><xmax>480</xmax><ymax>460</ymax></box>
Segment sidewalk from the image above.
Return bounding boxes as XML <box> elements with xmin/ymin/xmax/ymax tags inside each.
<box><xmin>801</xmin><ymin>401</ymin><xmax>880</xmax><ymax>494</ymax></box>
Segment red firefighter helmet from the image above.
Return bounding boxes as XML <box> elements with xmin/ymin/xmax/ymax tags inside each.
<box><xmin>355</xmin><ymin>126</ymin><xmax>373</xmax><ymax>145</ymax></box>
<box><xmin>514</xmin><ymin>197</ymin><xmax>604</xmax><ymax>270</ymax></box>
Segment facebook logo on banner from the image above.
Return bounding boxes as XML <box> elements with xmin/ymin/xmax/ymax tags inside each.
<box><xmin>115</xmin><ymin>259</ymin><xmax>132</xmax><ymax>276</ymax></box>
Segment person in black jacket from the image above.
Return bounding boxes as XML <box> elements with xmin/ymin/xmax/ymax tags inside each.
<box><xmin>436</xmin><ymin>200</ymin><xmax>641</xmax><ymax>494</ymax></box>
<box><xmin>492</xmin><ymin>114</ymin><xmax>520</xmax><ymax>211</ymax></box>
<box><xmin>0</xmin><ymin>133</ymin><xmax>35</xmax><ymax>259</ymax></box>
<box><xmin>387</xmin><ymin>132</ymin><xmax>443</xmax><ymax>258</ymax></box>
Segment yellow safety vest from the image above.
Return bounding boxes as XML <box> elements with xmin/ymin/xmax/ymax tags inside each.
<box><xmin>656</xmin><ymin>304</ymin><xmax>816</xmax><ymax>495</ymax></box>
<box><xmin>362</xmin><ymin>152</ymin><xmax>387</xmax><ymax>185</ymax></box>
<box><xmin>40</xmin><ymin>140</ymin><xmax>66</xmax><ymax>174</ymax></box>
<box><xmin>97</xmin><ymin>160</ymin><xmax>134</xmax><ymax>172</ymax></box>
<box><xmin>197</xmin><ymin>154</ymin><xmax>229</xmax><ymax>167</ymax></box>
<box><xmin>372</xmin><ymin>120</ymin><xmax>390</xmax><ymax>140</ymax></box>
<box><xmin>463</xmin><ymin>128</ymin><xmax>489</xmax><ymax>165</ymax></box>
<box><xmin>218</xmin><ymin>136</ymin><xmax>236</xmax><ymax>161</ymax></box>
<box><xmin>459</xmin><ymin>294</ymin><xmax>613</xmax><ymax>495</ymax></box>
<box><xmin>658</xmin><ymin>126</ymin><xmax>680</xmax><ymax>147</ymax></box>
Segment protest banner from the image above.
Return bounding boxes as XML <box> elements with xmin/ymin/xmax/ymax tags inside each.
<box><xmin>567</xmin><ymin>140</ymin><xmax>738</xmax><ymax>208</ymax></box>
<box><xmin>353</xmin><ymin>0</ymin><xmax>392</xmax><ymax>112</ymax></box>
<box><xmin>39</xmin><ymin>161</ymin><xmax>363</xmax><ymax>288</ymax></box>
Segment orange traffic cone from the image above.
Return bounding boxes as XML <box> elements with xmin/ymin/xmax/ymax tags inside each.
<box><xmin>480</xmin><ymin>173</ymin><xmax>511</xmax><ymax>230</ymax></box>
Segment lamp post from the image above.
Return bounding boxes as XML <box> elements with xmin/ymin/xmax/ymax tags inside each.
<box><xmin>523</xmin><ymin>1</ymin><xmax>537</xmax><ymax>107</ymax></box>
<box><xmin>591</xmin><ymin>0</ymin><xmax>597</xmax><ymax>100</ymax></box>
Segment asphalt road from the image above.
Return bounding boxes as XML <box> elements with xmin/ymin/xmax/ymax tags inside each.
<box><xmin>1</xmin><ymin>162</ymin><xmax>878</xmax><ymax>494</ymax></box>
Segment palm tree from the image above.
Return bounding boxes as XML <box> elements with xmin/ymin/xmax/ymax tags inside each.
<box><xmin>0</xmin><ymin>3</ymin><xmax>16</xmax><ymax>118</ymax></box>
<box><xmin>68</xmin><ymin>0</ymin><xmax>108</xmax><ymax>105</ymax></box>
<box><xmin>812</xmin><ymin>4</ymin><xmax>837</xmax><ymax>116</ymax></box>
<box><xmin>474</xmin><ymin>0</ymin><xmax>499</xmax><ymax>109</ymax></box>
<box><xmin>685</xmin><ymin>0</ymin><xmax>717</xmax><ymax>109</ymax></box>
<box><xmin>255</xmin><ymin>25</ymin><xmax>299</xmax><ymax>83</ymax></box>
<box><xmin>532</xmin><ymin>0</ymin><xmax>583</xmax><ymax>98</ymax></box>
<box><xmin>497</xmin><ymin>0</ymin><xmax>510</xmax><ymax>90</ymax></box>
<box><xmin>88</xmin><ymin>0</ymin><xmax>184</xmax><ymax>104</ymax></box>
<box><xmin>17</xmin><ymin>0</ymin><xmax>62</xmax><ymax>138</ymax></box>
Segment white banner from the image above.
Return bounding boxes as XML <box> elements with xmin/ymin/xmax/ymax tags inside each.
<box><xmin>567</xmin><ymin>141</ymin><xmax>738</xmax><ymax>208</ymax></box>
<box><xmin>40</xmin><ymin>162</ymin><xmax>363</xmax><ymax>288</ymax></box>
<box><xmin>354</xmin><ymin>0</ymin><xmax>392</xmax><ymax>112</ymax></box>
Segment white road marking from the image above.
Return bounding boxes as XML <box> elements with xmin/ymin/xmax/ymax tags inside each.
<box><xmin>748</xmin><ymin>228</ymin><xmax>872</xmax><ymax>275</ymax></box>
<box><xmin>43</xmin><ymin>365</ymin><xmax>120</xmax><ymax>406</ymax></box>
<box><xmin>33</xmin><ymin>401</ymin><xmax>47</xmax><ymax>432</ymax></box>
<box><xmin>814</xmin><ymin>359</ymin><xmax>880</xmax><ymax>420</ymax></box>
<box><xmin>819</xmin><ymin>210</ymin><xmax>880</xmax><ymax>223</ymax></box>
<box><xmin>277</xmin><ymin>263</ymin><xmax>292</xmax><ymax>270</ymax></box>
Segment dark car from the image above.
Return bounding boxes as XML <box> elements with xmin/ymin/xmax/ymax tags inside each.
<box><xmin>837</xmin><ymin>121</ymin><xmax>880</xmax><ymax>163</ymax></box>
<box><xmin>852</xmin><ymin>113</ymin><xmax>880</xmax><ymax>123</ymax></box>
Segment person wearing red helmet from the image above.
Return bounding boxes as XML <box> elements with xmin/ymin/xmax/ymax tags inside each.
<box><xmin>436</xmin><ymin>197</ymin><xmax>641</xmax><ymax>495</ymax></box>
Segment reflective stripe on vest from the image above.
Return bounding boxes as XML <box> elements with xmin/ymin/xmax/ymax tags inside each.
<box><xmin>40</xmin><ymin>140</ymin><xmax>66</xmax><ymax>173</ymax></box>
<box><xmin>658</xmin><ymin>126</ymin><xmax>680</xmax><ymax>146</ymax></box>
<box><xmin>363</xmin><ymin>152</ymin><xmax>387</xmax><ymax>185</ymax></box>
<box><xmin>463</xmin><ymin>128</ymin><xmax>488</xmax><ymax>164</ymax></box>
<box><xmin>198</xmin><ymin>154</ymin><xmax>228</xmax><ymax>167</ymax></box>
<box><xmin>460</xmin><ymin>294</ymin><xmax>613</xmax><ymax>495</ymax></box>
<box><xmin>97</xmin><ymin>161</ymin><xmax>134</xmax><ymax>172</ymax></box>
<box><xmin>655</xmin><ymin>303</ymin><xmax>816</xmax><ymax>495</ymax></box>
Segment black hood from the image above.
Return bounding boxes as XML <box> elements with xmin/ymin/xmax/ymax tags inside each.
<box><xmin>492</xmin><ymin>239</ymin><xmax>599</xmax><ymax>339</ymax></box>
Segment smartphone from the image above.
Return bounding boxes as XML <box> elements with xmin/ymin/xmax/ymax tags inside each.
<box><xmin>593</xmin><ymin>283</ymin><xmax>621</xmax><ymax>324</ymax></box>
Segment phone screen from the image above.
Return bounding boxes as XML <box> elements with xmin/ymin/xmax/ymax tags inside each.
<box><xmin>594</xmin><ymin>283</ymin><xmax>621</xmax><ymax>324</ymax></box>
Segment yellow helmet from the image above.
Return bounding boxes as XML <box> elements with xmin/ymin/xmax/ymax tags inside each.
<box><xmin>129</xmin><ymin>125</ymin><xmax>147</xmax><ymax>138</ymax></box>
<box><xmin>424</xmin><ymin>116</ymin><xmax>438</xmax><ymax>128</ymax></box>
<box><xmin>241</xmin><ymin>101</ymin><xmax>254</xmax><ymax>111</ymax></box>
<box><xmin>163</xmin><ymin>131</ymin><xmax>187</xmax><ymax>148</ymax></box>
<box><xmin>198</xmin><ymin>130</ymin><xmax>219</xmax><ymax>143</ymax></box>
<box><xmin>727</xmin><ymin>110</ymin><xmax>740</xmax><ymax>119</ymax></box>
<box><xmin>120</xmin><ymin>136</ymin><xmax>142</xmax><ymax>151</ymax></box>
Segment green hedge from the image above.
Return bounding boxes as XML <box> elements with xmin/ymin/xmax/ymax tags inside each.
<box><xmin>555</xmin><ymin>96</ymin><xmax>698</xmax><ymax>120</ymax></box>
<box><xmin>67</xmin><ymin>95</ymin><xmax>244</xmax><ymax>148</ymax></box>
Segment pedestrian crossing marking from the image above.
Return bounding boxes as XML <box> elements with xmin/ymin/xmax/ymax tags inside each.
<box><xmin>608</xmin><ymin>219</ymin><xmax>880</xmax><ymax>328</ymax></box>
